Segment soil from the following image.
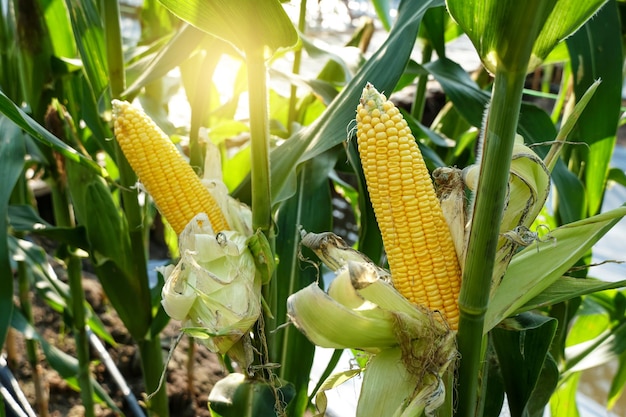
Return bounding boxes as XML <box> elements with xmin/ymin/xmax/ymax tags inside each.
<box><xmin>6</xmin><ymin>260</ymin><xmax>227</xmax><ymax>417</ymax></box>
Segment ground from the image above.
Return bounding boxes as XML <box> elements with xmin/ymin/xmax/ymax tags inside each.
<box><xmin>6</xmin><ymin>268</ymin><xmax>227</xmax><ymax>417</ymax></box>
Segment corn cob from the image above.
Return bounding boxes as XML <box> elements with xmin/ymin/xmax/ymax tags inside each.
<box><xmin>112</xmin><ymin>100</ymin><xmax>229</xmax><ymax>235</ymax></box>
<box><xmin>356</xmin><ymin>83</ymin><xmax>462</xmax><ymax>328</ymax></box>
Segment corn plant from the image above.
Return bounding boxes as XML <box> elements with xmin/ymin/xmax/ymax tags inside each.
<box><xmin>2</xmin><ymin>0</ymin><xmax>626</xmax><ymax>417</ymax></box>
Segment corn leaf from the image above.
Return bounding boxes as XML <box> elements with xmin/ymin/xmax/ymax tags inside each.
<box><xmin>517</xmin><ymin>277</ymin><xmax>626</xmax><ymax>314</ymax></box>
<box><xmin>345</xmin><ymin>139</ymin><xmax>384</xmax><ymax>266</ymax></box>
<box><xmin>66</xmin><ymin>162</ymin><xmax>152</xmax><ymax>340</ymax></box>
<box><xmin>446</xmin><ymin>0</ymin><xmax>556</xmax><ymax>73</ymax></box>
<box><xmin>44</xmin><ymin>0</ymin><xmax>76</xmax><ymax>58</ymax></box>
<box><xmin>564</xmin><ymin>293</ymin><xmax>626</xmax><ymax>373</ymax></box>
<box><xmin>272</xmin><ymin>150</ymin><xmax>336</xmax><ymax>415</ymax></box>
<box><xmin>550</xmin><ymin>372</ymin><xmax>581</xmax><ymax>417</ymax></box>
<box><xmin>0</xmin><ymin>116</ymin><xmax>25</xmax><ymax>348</ymax></box>
<box><xmin>486</xmin><ymin>206</ymin><xmax>626</xmax><ymax>331</ymax></box>
<box><xmin>492</xmin><ymin>313</ymin><xmax>557</xmax><ymax>417</ymax></box>
<box><xmin>531</xmin><ymin>0</ymin><xmax>608</xmax><ymax>71</ymax></box>
<box><xmin>158</xmin><ymin>0</ymin><xmax>298</xmax><ymax>54</ymax></box>
<box><xmin>608</xmin><ymin>350</ymin><xmax>626</xmax><ymax>409</ymax></box>
<box><xmin>565</xmin><ymin>0</ymin><xmax>622</xmax><ymax>216</ymax></box>
<box><xmin>8</xmin><ymin>205</ymin><xmax>88</xmax><ymax>249</ymax></box>
<box><xmin>123</xmin><ymin>24</ymin><xmax>208</xmax><ymax>99</ymax></box>
<box><xmin>62</xmin><ymin>0</ymin><xmax>109</xmax><ymax>103</ymax></box>
<box><xmin>0</xmin><ymin>91</ymin><xmax>104</xmax><ymax>176</ymax></box>
<box><xmin>446</xmin><ymin>0</ymin><xmax>605</xmax><ymax>73</ymax></box>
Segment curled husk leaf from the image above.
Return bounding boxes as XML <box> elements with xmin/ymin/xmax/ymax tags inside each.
<box><xmin>289</xmin><ymin>232</ymin><xmax>457</xmax><ymax>417</ymax></box>
<box><xmin>161</xmin><ymin>213</ymin><xmax>261</xmax><ymax>355</ymax></box>
<box><xmin>463</xmin><ymin>134</ymin><xmax>550</xmax><ymax>291</ymax></box>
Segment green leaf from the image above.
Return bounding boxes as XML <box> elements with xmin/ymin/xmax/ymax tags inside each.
<box><xmin>531</xmin><ymin>0</ymin><xmax>608</xmax><ymax>71</ymax></box>
<box><xmin>271</xmin><ymin>149</ymin><xmax>337</xmax><ymax>415</ymax></box>
<box><xmin>208</xmin><ymin>373</ymin><xmax>295</xmax><ymax>417</ymax></box>
<box><xmin>158</xmin><ymin>0</ymin><xmax>298</xmax><ymax>54</ymax></box>
<box><xmin>608</xmin><ymin>350</ymin><xmax>626</xmax><ymax>409</ymax></box>
<box><xmin>63</xmin><ymin>0</ymin><xmax>109</xmax><ymax>102</ymax></box>
<box><xmin>0</xmin><ymin>116</ymin><xmax>25</xmax><ymax>348</ymax></box>
<box><xmin>565</xmin><ymin>317</ymin><xmax>626</xmax><ymax>373</ymax></box>
<box><xmin>372</xmin><ymin>0</ymin><xmax>392</xmax><ymax>31</ymax></box>
<box><xmin>345</xmin><ymin>139</ymin><xmax>384</xmax><ymax>266</ymax></box>
<box><xmin>446</xmin><ymin>0</ymin><xmax>556</xmax><ymax>73</ymax></box>
<box><xmin>8</xmin><ymin>204</ymin><xmax>88</xmax><ymax>249</ymax></box>
<box><xmin>566</xmin><ymin>0</ymin><xmax>622</xmax><ymax>216</ymax></box>
<box><xmin>421</xmin><ymin>6</ymin><xmax>447</xmax><ymax>59</ymax></box>
<box><xmin>492</xmin><ymin>313</ymin><xmax>557</xmax><ymax>417</ymax></box>
<box><xmin>45</xmin><ymin>0</ymin><xmax>77</xmax><ymax>58</ymax></box>
<box><xmin>486</xmin><ymin>206</ymin><xmax>626</xmax><ymax>331</ymax></box>
<box><xmin>0</xmin><ymin>91</ymin><xmax>104</xmax><ymax>176</ymax></box>
<box><xmin>66</xmin><ymin>162</ymin><xmax>152</xmax><ymax>340</ymax></box>
<box><xmin>550</xmin><ymin>372</ymin><xmax>581</xmax><ymax>417</ymax></box>
<box><xmin>608</xmin><ymin>167</ymin><xmax>626</xmax><ymax>187</ymax></box>
<box><xmin>527</xmin><ymin>354</ymin><xmax>559</xmax><ymax>417</ymax></box>
<box><xmin>518</xmin><ymin>277</ymin><xmax>626</xmax><ymax>314</ymax></box>
<box><xmin>123</xmin><ymin>24</ymin><xmax>208</xmax><ymax>99</ymax></box>
<box><xmin>482</xmin><ymin>342</ymin><xmax>505</xmax><ymax>417</ymax></box>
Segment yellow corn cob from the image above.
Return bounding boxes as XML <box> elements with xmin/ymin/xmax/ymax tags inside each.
<box><xmin>112</xmin><ymin>100</ymin><xmax>229</xmax><ymax>235</ymax></box>
<box><xmin>355</xmin><ymin>83</ymin><xmax>462</xmax><ymax>328</ymax></box>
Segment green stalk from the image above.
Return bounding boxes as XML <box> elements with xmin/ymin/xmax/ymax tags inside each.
<box><xmin>67</xmin><ymin>254</ymin><xmax>95</xmax><ymax>417</ymax></box>
<box><xmin>103</xmin><ymin>5</ymin><xmax>169</xmax><ymax>416</ymax></box>
<box><xmin>247</xmin><ymin>47</ymin><xmax>272</xmax><ymax>236</ymax></box>
<box><xmin>102</xmin><ymin>0</ymin><xmax>125</xmax><ymax>98</ymax></box>
<box><xmin>287</xmin><ymin>0</ymin><xmax>308</xmax><ymax>130</ymax></box>
<box><xmin>138</xmin><ymin>338</ymin><xmax>169</xmax><ymax>416</ymax></box>
<box><xmin>247</xmin><ymin>46</ymin><xmax>275</xmax><ymax>376</ymax></box>
<box><xmin>454</xmin><ymin>3</ymin><xmax>555</xmax><ymax>413</ymax></box>
<box><xmin>455</xmin><ymin>67</ymin><xmax>530</xmax><ymax>417</ymax></box>
<box><xmin>17</xmin><ymin>261</ymin><xmax>50</xmax><ymax>417</ymax></box>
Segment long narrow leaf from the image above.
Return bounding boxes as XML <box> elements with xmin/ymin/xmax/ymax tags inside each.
<box><xmin>0</xmin><ymin>91</ymin><xmax>104</xmax><ymax>176</ymax></box>
<box><xmin>0</xmin><ymin>116</ymin><xmax>25</xmax><ymax>348</ymax></box>
<box><xmin>272</xmin><ymin>149</ymin><xmax>337</xmax><ymax>415</ymax></box>
<box><xmin>486</xmin><ymin>206</ymin><xmax>626</xmax><ymax>330</ymax></box>
<box><xmin>566</xmin><ymin>0</ymin><xmax>622</xmax><ymax>216</ymax></box>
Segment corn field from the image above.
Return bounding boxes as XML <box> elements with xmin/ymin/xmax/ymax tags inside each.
<box><xmin>1</xmin><ymin>0</ymin><xmax>626</xmax><ymax>416</ymax></box>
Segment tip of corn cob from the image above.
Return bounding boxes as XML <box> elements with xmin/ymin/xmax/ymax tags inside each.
<box><xmin>111</xmin><ymin>100</ymin><xmax>230</xmax><ymax>235</ymax></box>
<box><xmin>355</xmin><ymin>83</ymin><xmax>462</xmax><ymax>329</ymax></box>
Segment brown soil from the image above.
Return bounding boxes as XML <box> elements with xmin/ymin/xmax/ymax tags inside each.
<box><xmin>6</xmin><ymin>266</ymin><xmax>227</xmax><ymax>417</ymax></box>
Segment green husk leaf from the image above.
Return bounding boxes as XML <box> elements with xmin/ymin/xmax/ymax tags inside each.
<box><xmin>287</xmin><ymin>281</ymin><xmax>397</xmax><ymax>351</ymax></box>
<box><xmin>208</xmin><ymin>373</ymin><xmax>295</xmax><ymax>417</ymax></box>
